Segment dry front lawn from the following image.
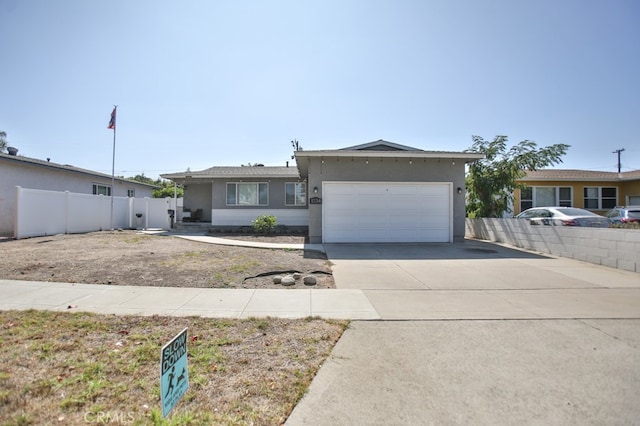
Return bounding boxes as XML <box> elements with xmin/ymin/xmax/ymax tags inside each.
<box><xmin>0</xmin><ymin>231</ymin><xmax>344</xmax><ymax>424</ymax></box>
<box><xmin>0</xmin><ymin>310</ymin><xmax>347</xmax><ymax>425</ymax></box>
<box><xmin>0</xmin><ymin>231</ymin><xmax>334</xmax><ymax>289</ymax></box>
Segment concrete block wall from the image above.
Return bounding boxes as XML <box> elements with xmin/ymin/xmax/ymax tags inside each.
<box><xmin>465</xmin><ymin>218</ymin><xmax>640</xmax><ymax>273</ymax></box>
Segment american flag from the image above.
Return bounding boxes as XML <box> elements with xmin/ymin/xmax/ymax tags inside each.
<box><xmin>107</xmin><ymin>107</ymin><xmax>117</xmax><ymax>130</ymax></box>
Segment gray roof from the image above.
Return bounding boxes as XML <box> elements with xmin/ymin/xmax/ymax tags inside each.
<box><xmin>161</xmin><ymin>140</ymin><xmax>484</xmax><ymax>181</ymax></box>
<box><xmin>519</xmin><ymin>169</ymin><xmax>640</xmax><ymax>182</ymax></box>
<box><xmin>161</xmin><ymin>166</ymin><xmax>300</xmax><ymax>180</ymax></box>
<box><xmin>295</xmin><ymin>140</ymin><xmax>484</xmax><ymax>160</ymax></box>
<box><xmin>294</xmin><ymin>140</ymin><xmax>484</xmax><ymax>177</ymax></box>
<box><xmin>340</xmin><ymin>139</ymin><xmax>423</xmax><ymax>151</ymax></box>
<box><xmin>0</xmin><ymin>152</ymin><xmax>158</xmax><ymax>188</ymax></box>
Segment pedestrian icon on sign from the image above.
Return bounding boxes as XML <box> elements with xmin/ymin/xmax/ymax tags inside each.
<box><xmin>164</xmin><ymin>366</ymin><xmax>176</xmax><ymax>398</ymax></box>
<box><xmin>161</xmin><ymin>328</ymin><xmax>189</xmax><ymax>417</ymax></box>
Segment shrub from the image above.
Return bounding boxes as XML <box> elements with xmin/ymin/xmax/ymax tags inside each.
<box><xmin>610</xmin><ymin>222</ymin><xmax>640</xmax><ymax>230</ymax></box>
<box><xmin>251</xmin><ymin>215</ymin><xmax>277</xmax><ymax>234</ymax></box>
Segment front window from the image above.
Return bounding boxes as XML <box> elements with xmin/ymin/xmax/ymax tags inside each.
<box><xmin>520</xmin><ymin>187</ymin><xmax>533</xmax><ymax>211</ymax></box>
<box><xmin>226</xmin><ymin>183</ymin><xmax>269</xmax><ymax>206</ymax></box>
<box><xmin>584</xmin><ymin>187</ymin><xmax>617</xmax><ymax>209</ymax></box>
<box><xmin>127</xmin><ymin>189</ymin><xmax>135</xmax><ymax>197</ymax></box>
<box><xmin>520</xmin><ymin>186</ymin><xmax>572</xmax><ymax>212</ymax></box>
<box><xmin>92</xmin><ymin>184</ymin><xmax>111</xmax><ymax>196</ymax></box>
<box><xmin>285</xmin><ymin>182</ymin><xmax>306</xmax><ymax>206</ymax></box>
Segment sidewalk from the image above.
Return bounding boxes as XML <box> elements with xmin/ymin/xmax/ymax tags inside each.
<box><xmin>0</xmin><ymin>280</ymin><xmax>378</xmax><ymax>319</ymax></box>
<box><xmin>1</xmin><ymin>234</ymin><xmax>639</xmax><ymax>320</ymax></box>
<box><xmin>3</xmin><ymin>278</ymin><xmax>640</xmax><ymax>320</ymax></box>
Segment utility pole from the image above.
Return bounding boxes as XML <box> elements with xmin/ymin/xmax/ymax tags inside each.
<box><xmin>612</xmin><ymin>148</ymin><xmax>625</xmax><ymax>173</ymax></box>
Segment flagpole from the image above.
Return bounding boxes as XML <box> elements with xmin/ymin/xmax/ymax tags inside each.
<box><xmin>109</xmin><ymin>105</ymin><xmax>118</xmax><ymax>231</ymax></box>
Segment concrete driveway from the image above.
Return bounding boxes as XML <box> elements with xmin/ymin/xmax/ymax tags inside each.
<box><xmin>324</xmin><ymin>239</ymin><xmax>640</xmax><ymax>320</ymax></box>
<box><xmin>286</xmin><ymin>240</ymin><xmax>640</xmax><ymax>425</ymax></box>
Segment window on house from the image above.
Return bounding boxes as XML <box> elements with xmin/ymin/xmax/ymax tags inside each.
<box><xmin>226</xmin><ymin>183</ymin><xmax>268</xmax><ymax>206</ymax></box>
<box><xmin>127</xmin><ymin>189</ymin><xmax>135</xmax><ymax>197</ymax></box>
<box><xmin>558</xmin><ymin>187</ymin><xmax>572</xmax><ymax>206</ymax></box>
<box><xmin>285</xmin><ymin>182</ymin><xmax>306</xmax><ymax>206</ymax></box>
<box><xmin>92</xmin><ymin>184</ymin><xmax>111</xmax><ymax>196</ymax></box>
<box><xmin>520</xmin><ymin>187</ymin><xmax>533</xmax><ymax>211</ymax></box>
<box><xmin>584</xmin><ymin>187</ymin><xmax>617</xmax><ymax>209</ymax></box>
<box><xmin>520</xmin><ymin>186</ymin><xmax>572</xmax><ymax>211</ymax></box>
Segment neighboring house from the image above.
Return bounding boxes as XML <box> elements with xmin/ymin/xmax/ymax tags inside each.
<box><xmin>514</xmin><ymin>169</ymin><xmax>640</xmax><ymax>216</ymax></box>
<box><xmin>162</xmin><ymin>140</ymin><xmax>483</xmax><ymax>243</ymax></box>
<box><xmin>0</xmin><ymin>151</ymin><xmax>157</xmax><ymax>236</ymax></box>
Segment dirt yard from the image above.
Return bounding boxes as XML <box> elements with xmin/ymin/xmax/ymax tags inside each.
<box><xmin>0</xmin><ymin>231</ymin><xmax>334</xmax><ymax>289</ymax></box>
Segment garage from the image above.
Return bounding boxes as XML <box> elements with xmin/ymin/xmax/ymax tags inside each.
<box><xmin>322</xmin><ymin>182</ymin><xmax>452</xmax><ymax>243</ymax></box>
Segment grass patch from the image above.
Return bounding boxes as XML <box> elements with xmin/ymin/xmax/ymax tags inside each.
<box><xmin>0</xmin><ymin>310</ymin><xmax>348</xmax><ymax>425</ymax></box>
<box><xmin>227</xmin><ymin>259</ymin><xmax>261</xmax><ymax>274</ymax></box>
<box><xmin>124</xmin><ymin>235</ymin><xmax>148</xmax><ymax>244</ymax></box>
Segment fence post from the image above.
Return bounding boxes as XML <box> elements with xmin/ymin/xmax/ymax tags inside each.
<box><xmin>65</xmin><ymin>191</ymin><xmax>71</xmax><ymax>234</ymax></box>
<box><xmin>14</xmin><ymin>186</ymin><xmax>22</xmax><ymax>239</ymax></box>
<box><xmin>128</xmin><ymin>197</ymin><xmax>134</xmax><ymax>229</ymax></box>
<box><xmin>145</xmin><ymin>198</ymin><xmax>150</xmax><ymax>230</ymax></box>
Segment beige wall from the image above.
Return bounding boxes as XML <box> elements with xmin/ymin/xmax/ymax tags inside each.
<box><xmin>621</xmin><ymin>181</ymin><xmax>640</xmax><ymax>205</ymax></box>
<box><xmin>515</xmin><ymin>179</ymin><xmax>640</xmax><ymax>215</ymax></box>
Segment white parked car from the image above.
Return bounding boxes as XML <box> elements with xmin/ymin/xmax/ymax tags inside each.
<box><xmin>516</xmin><ymin>207</ymin><xmax>611</xmax><ymax>227</ymax></box>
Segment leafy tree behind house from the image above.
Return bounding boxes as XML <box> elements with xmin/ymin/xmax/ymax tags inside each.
<box><xmin>465</xmin><ymin>135</ymin><xmax>570</xmax><ymax>218</ymax></box>
<box><xmin>127</xmin><ymin>174</ymin><xmax>184</xmax><ymax>198</ymax></box>
<box><xmin>0</xmin><ymin>131</ymin><xmax>8</xmax><ymax>153</ymax></box>
<box><xmin>153</xmin><ymin>182</ymin><xmax>184</xmax><ymax>198</ymax></box>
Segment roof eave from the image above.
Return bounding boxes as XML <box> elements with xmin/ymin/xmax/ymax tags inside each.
<box><xmin>518</xmin><ymin>177</ymin><xmax>636</xmax><ymax>183</ymax></box>
<box><xmin>1</xmin><ymin>153</ymin><xmax>158</xmax><ymax>188</ymax></box>
<box><xmin>162</xmin><ymin>173</ymin><xmax>301</xmax><ymax>180</ymax></box>
<box><xmin>294</xmin><ymin>151</ymin><xmax>484</xmax><ymax>160</ymax></box>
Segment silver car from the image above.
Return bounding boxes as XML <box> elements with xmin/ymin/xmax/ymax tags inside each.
<box><xmin>516</xmin><ymin>207</ymin><xmax>611</xmax><ymax>227</ymax></box>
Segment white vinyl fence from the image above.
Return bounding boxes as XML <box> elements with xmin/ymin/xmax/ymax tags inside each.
<box><xmin>14</xmin><ymin>186</ymin><xmax>182</xmax><ymax>239</ymax></box>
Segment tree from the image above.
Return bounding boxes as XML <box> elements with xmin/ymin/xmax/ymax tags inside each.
<box><xmin>126</xmin><ymin>174</ymin><xmax>184</xmax><ymax>198</ymax></box>
<box><xmin>153</xmin><ymin>182</ymin><xmax>184</xmax><ymax>199</ymax></box>
<box><xmin>0</xmin><ymin>131</ymin><xmax>8</xmax><ymax>153</ymax></box>
<box><xmin>130</xmin><ymin>173</ymin><xmax>157</xmax><ymax>185</ymax></box>
<box><xmin>465</xmin><ymin>135</ymin><xmax>570</xmax><ymax>218</ymax></box>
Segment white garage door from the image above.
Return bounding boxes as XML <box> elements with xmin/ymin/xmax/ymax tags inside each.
<box><xmin>322</xmin><ymin>182</ymin><xmax>452</xmax><ymax>243</ymax></box>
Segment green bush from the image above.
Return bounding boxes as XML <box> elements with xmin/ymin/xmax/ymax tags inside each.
<box><xmin>610</xmin><ymin>222</ymin><xmax>640</xmax><ymax>230</ymax></box>
<box><xmin>251</xmin><ymin>215</ymin><xmax>277</xmax><ymax>234</ymax></box>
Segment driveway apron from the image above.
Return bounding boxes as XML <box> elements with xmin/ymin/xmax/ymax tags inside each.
<box><xmin>323</xmin><ymin>240</ymin><xmax>640</xmax><ymax>320</ymax></box>
<box><xmin>287</xmin><ymin>240</ymin><xmax>640</xmax><ymax>425</ymax></box>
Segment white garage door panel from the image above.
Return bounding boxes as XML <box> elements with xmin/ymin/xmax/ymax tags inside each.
<box><xmin>323</xmin><ymin>182</ymin><xmax>452</xmax><ymax>243</ymax></box>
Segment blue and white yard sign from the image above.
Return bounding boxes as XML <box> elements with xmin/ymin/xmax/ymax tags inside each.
<box><xmin>161</xmin><ymin>328</ymin><xmax>189</xmax><ymax>417</ymax></box>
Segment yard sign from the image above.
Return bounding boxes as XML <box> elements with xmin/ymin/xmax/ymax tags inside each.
<box><xmin>160</xmin><ymin>328</ymin><xmax>189</xmax><ymax>417</ymax></box>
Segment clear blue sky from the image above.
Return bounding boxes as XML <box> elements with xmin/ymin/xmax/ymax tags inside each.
<box><xmin>1</xmin><ymin>0</ymin><xmax>638</xmax><ymax>180</ymax></box>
